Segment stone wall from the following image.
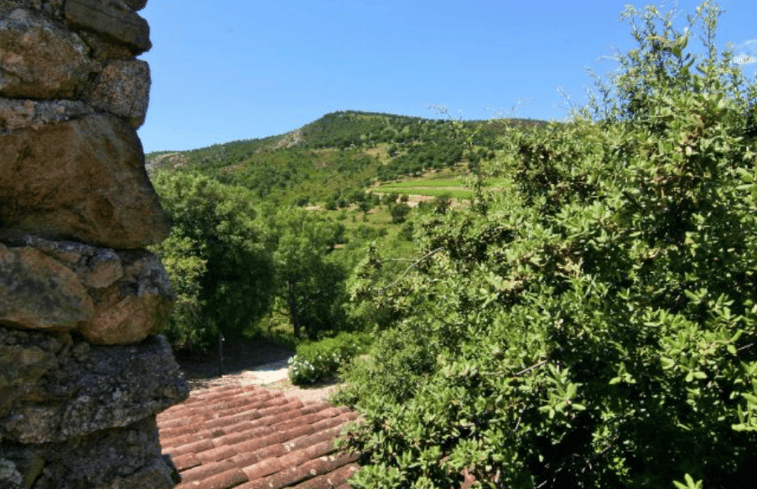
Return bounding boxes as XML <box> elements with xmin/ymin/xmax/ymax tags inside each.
<box><xmin>0</xmin><ymin>1</ymin><xmax>189</xmax><ymax>488</ymax></box>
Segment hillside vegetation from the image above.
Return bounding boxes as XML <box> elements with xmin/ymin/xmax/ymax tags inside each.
<box><xmin>147</xmin><ymin>109</ymin><xmax>535</xmax><ymax>349</ymax></box>
<box><xmin>149</xmin><ymin>2</ymin><xmax>757</xmax><ymax>487</ymax></box>
<box><xmin>147</xmin><ymin>110</ymin><xmax>538</xmax><ymax>206</ymax></box>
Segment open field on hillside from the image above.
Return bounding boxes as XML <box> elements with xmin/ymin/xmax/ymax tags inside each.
<box><xmin>374</xmin><ymin>176</ymin><xmax>509</xmax><ymax>199</ymax></box>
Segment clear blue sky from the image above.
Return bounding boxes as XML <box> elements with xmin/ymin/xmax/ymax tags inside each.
<box><xmin>137</xmin><ymin>0</ymin><xmax>756</xmax><ymax>154</ymax></box>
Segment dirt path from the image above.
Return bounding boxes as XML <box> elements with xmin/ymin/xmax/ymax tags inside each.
<box><xmin>173</xmin><ymin>338</ymin><xmax>294</xmax><ymax>381</ymax></box>
<box><xmin>173</xmin><ymin>338</ymin><xmax>343</xmax><ymax>402</ymax></box>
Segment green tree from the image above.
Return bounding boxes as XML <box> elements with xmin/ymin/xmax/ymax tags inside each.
<box><xmin>150</xmin><ymin>234</ymin><xmax>206</xmax><ymax>350</ymax></box>
<box><xmin>390</xmin><ymin>202</ymin><xmax>411</xmax><ymax>223</ymax></box>
<box><xmin>432</xmin><ymin>192</ymin><xmax>452</xmax><ymax>214</ymax></box>
<box><xmin>269</xmin><ymin>208</ymin><xmax>348</xmax><ymax>340</ymax></box>
<box><xmin>337</xmin><ymin>3</ymin><xmax>757</xmax><ymax>488</ymax></box>
<box><xmin>382</xmin><ymin>192</ymin><xmax>399</xmax><ymax>206</ymax></box>
<box><xmin>151</xmin><ymin>171</ymin><xmax>275</xmax><ymax>348</ymax></box>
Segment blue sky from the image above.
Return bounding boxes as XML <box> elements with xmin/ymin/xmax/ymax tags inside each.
<box><xmin>137</xmin><ymin>1</ymin><xmax>756</xmax><ymax>154</ymax></box>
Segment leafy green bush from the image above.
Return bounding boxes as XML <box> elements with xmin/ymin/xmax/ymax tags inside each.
<box><xmin>287</xmin><ymin>331</ymin><xmax>371</xmax><ymax>385</ymax></box>
<box><xmin>338</xmin><ymin>3</ymin><xmax>757</xmax><ymax>488</ymax></box>
<box><xmin>151</xmin><ymin>235</ymin><xmax>207</xmax><ymax>350</ymax></box>
<box><xmin>390</xmin><ymin>202</ymin><xmax>411</xmax><ymax>223</ymax></box>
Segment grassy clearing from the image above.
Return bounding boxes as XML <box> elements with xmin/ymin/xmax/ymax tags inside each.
<box><xmin>377</xmin><ymin>178</ymin><xmax>466</xmax><ymax>189</ymax></box>
<box><xmin>374</xmin><ymin>173</ymin><xmax>508</xmax><ymax>195</ymax></box>
<box><xmin>401</xmin><ymin>188</ymin><xmax>472</xmax><ymax>198</ymax></box>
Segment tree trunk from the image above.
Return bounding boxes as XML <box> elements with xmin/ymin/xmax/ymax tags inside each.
<box><xmin>287</xmin><ymin>280</ymin><xmax>302</xmax><ymax>338</ymax></box>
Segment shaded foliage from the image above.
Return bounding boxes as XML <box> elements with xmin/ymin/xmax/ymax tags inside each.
<box><xmin>150</xmin><ymin>171</ymin><xmax>275</xmax><ymax>349</ymax></box>
<box><xmin>266</xmin><ymin>208</ymin><xmax>349</xmax><ymax>340</ymax></box>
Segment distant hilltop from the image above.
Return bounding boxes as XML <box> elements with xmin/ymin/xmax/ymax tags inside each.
<box><xmin>146</xmin><ymin>110</ymin><xmax>546</xmax><ymax>162</ymax></box>
<box><xmin>144</xmin><ymin>110</ymin><xmax>547</xmax><ymax>207</ymax></box>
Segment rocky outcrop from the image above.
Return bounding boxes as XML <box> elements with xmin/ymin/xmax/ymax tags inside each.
<box><xmin>1</xmin><ymin>417</ymin><xmax>180</xmax><ymax>489</ymax></box>
<box><xmin>0</xmin><ymin>1</ymin><xmax>188</xmax><ymax>487</ymax></box>
<box><xmin>0</xmin><ymin>98</ymin><xmax>94</xmax><ymax>132</ymax></box>
<box><xmin>0</xmin><ymin>242</ymin><xmax>95</xmax><ymax>332</ymax></box>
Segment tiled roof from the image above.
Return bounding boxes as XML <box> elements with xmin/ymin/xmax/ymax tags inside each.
<box><xmin>157</xmin><ymin>383</ymin><xmax>360</xmax><ymax>489</ymax></box>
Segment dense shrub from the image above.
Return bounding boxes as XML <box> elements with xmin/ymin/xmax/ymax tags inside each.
<box><xmin>390</xmin><ymin>202</ymin><xmax>412</xmax><ymax>223</ymax></box>
<box><xmin>287</xmin><ymin>331</ymin><xmax>372</xmax><ymax>385</ymax></box>
<box><xmin>337</xmin><ymin>3</ymin><xmax>757</xmax><ymax>488</ymax></box>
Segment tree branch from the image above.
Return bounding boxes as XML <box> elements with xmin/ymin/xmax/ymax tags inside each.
<box><xmin>378</xmin><ymin>247</ymin><xmax>444</xmax><ymax>294</ymax></box>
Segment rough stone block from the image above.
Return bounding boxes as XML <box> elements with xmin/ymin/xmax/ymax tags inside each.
<box><xmin>0</xmin><ymin>1</ymin><xmax>39</xmax><ymax>17</ymax></box>
<box><xmin>0</xmin><ymin>331</ymin><xmax>189</xmax><ymax>444</ymax></box>
<box><xmin>0</xmin><ymin>459</ymin><xmax>22</xmax><ymax>489</ymax></box>
<box><xmin>0</xmin><ymin>8</ymin><xmax>97</xmax><ymax>99</ymax></box>
<box><xmin>8</xmin><ymin>237</ymin><xmax>175</xmax><ymax>345</ymax></box>
<box><xmin>0</xmin><ymin>243</ymin><xmax>95</xmax><ymax>332</ymax></box>
<box><xmin>0</xmin><ymin>327</ymin><xmax>70</xmax><ymax>417</ymax></box>
<box><xmin>77</xmin><ymin>30</ymin><xmax>136</xmax><ymax>60</ymax></box>
<box><xmin>2</xmin><ymin>417</ymin><xmax>180</xmax><ymax>489</ymax></box>
<box><xmin>124</xmin><ymin>0</ymin><xmax>148</xmax><ymax>12</ymax></box>
<box><xmin>0</xmin><ymin>114</ymin><xmax>170</xmax><ymax>249</ymax></box>
<box><xmin>85</xmin><ymin>59</ymin><xmax>150</xmax><ymax>128</ymax></box>
<box><xmin>64</xmin><ymin>0</ymin><xmax>151</xmax><ymax>54</ymax></box>
<box><xmin>28</xmin><ymin>237</ymin><xmax>125</xmax><ymax>289</ymax></box>
<box><xmin>0</xmin><ymin>97</ymin><xmax>94</xmax><ymax>132</ymax></box>
<box><xmin>81</xmin><ymin>249</ymin><xmax>174</xmax><ymax>345</ymax></box>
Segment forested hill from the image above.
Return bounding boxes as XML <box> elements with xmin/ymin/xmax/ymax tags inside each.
<box><xmin>145</xmin><ymin>110</ymin><xmax>544</xmax><ymax>206</ymax></box>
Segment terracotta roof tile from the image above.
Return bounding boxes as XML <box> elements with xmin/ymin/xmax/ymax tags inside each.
<box><xmin>310</xmin><ymin>413</ymin><xmax>359</xmax><ymax>434</ymax></box>
<box><xmin>188</xmin><ymin>467</ymin><xmax>248</xmax><ymax>489</ymax></box>
<box><xmin>172</xmin><ymin>452</ymin><xmax>201</xmax><ymax>472</ymax></box>
<box><xmin>284</xmin><ymin>427</ymin><xmax>340</xmax><ymax>453</ymax></box>
<box><xmin>241</xmin><ymin>456</ymin><xmax>284</xmax><ymax>481</ymax></box>
<box><xmin>239</xmin><ymin>434</ymin><xmax>278</xmax><ymax>454</ymax></box>
<box><xmin>213</xmin><ymin>425</ymin><xmax>274</xmax><ymax>447</ymax></box>
<box><xmin>158</xmin><ymin>382</ymin><xmax>360</xmax><ymax>489</ymax></box>
<box><xmin>290</xmin><ymin>463</ymin><xmax>360</xmax><ymax>489</ymax></box>
<box><xmin>167</xmin><ymin>438</ymin><xmax>215</xmax><ymax>458</ymax></box>
<box><xmin>229</xmin><ymin>442</ymin><xmax>286</xmax><ymax>469</ymax></box>
<box><xmin>195</xmin><ymin>444</ymin><xmax>238</xmax><ymax>464</ymax></box>
<box><xmin>180</xmin><ymin>459</ymin><xmax>236</xmax><ymax>483</ymax></box>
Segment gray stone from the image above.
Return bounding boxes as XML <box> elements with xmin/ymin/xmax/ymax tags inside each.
<box><xmin>0</xmin><ymin>98</ymin><xmax>94</xmax><ymax>132</ymax></box>
<box><xmin>0</xmin><ymin>1</ymin><xmax>39</xmax><ymax>17</ymax></box>
<box><xmin>76</xmin><ymin>30</ymin><xmax>136</xmax><ymax>60</ymax></box>
<box><xmin>123</xmin><ymin>0</ymin><xmax>148</xmax><ymax>12</ymax></box>
<box><xmin>0</xmin><ymin>114</ymin><xmax>170</xmax><ymax>249</ymax></box>
<box><xmin>64</xmin><ymin>0</ymin><xmax>151</xmax><ymax>54</ymax></box>
<box><xmin>0</xmin><ymin>8</ymin><xmax>97</xmax><ymax>99</ymax></box>
<box><xmin>102</xmin><ymin>457</ymin><xmax>175</xmax><ymax>489</ymax></box>
<box><xmin>2</xmin><ymin>417</ymin><xmax>178</xmax><ymax>489</ymax></box>
<box><xmin>0</xmin><ymin>333</ymin><xmax>188</xmax><ymax>444</ymax></box>
<box><xmin>22</xmin><ymin>236</ymin><xmax>124</xmax><ymax>289</ymax></box>
<box><xmin>85</xmin><ymin>59</ymin><xmax>150</xmax><ymax>128</ymax></box>
<box><xmin>40</xmin><ymin>0</ymin><xmax>66</xmax><ymax>19</ymax></box>
<box><xmin>0</xmin><ymin>458</ymin><xmax>22</xmax><ymax>489</ymax></box>
<box><xmin>0</xmin><ymin>328</ymin><xmax>70</xmax><ymax>417</ymax></box>
<box><xmin>0</xmin><ymin>243</ymin><xmax>95</xmax><ymax>332</ymax></box>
